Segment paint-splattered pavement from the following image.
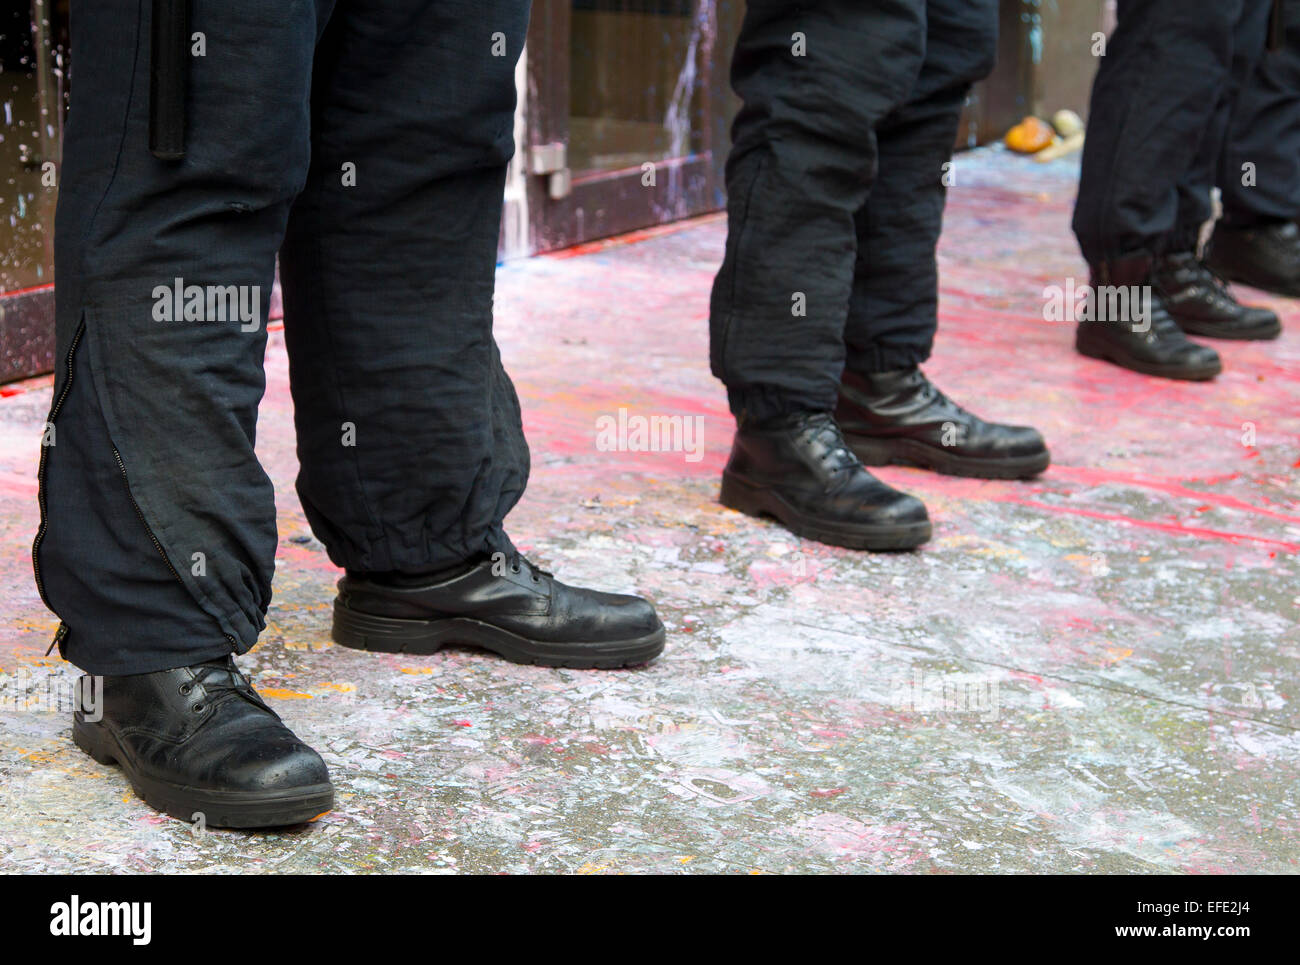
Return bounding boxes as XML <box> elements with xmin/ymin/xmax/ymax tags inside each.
<box><xmin>2</xmin><ymin>148</ymin><xmax>1297</xmax><ymax>874</ymax></box>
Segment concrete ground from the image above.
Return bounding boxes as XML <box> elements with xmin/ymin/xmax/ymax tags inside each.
<box><xmin>1</xmin><ymin>148</ymin><xmax>1297</xmax><ymax>874</ymax></box>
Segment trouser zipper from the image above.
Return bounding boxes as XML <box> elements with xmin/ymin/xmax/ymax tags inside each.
<box><xmin>31</xmin><ymin>321</ymin><xmax>86</xmax><ymax>614</ymax></box>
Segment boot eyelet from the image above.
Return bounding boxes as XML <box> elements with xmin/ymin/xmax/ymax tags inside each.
<box><xmin>179</xmin><ymin>683</ymin><xmax>193</xmax><ymax>695</ymax></box>
<box><xmin>192</xmin><ymin>703</ymin><xmax>205</xmax><ymax>714</ymax></box>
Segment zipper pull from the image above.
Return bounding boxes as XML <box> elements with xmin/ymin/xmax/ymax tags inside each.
<box><xmin>45</xmin><ymin>622</ymin><xmax>68</xmax><ymax>657</ymax></box>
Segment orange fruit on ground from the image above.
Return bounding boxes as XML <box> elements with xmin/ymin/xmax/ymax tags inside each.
<box><xmin>1005</xmin><ymin>116</ymin><xmax>1055</xmax><ymax>153</ymax></box>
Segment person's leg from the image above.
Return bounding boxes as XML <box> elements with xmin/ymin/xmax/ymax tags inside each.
<box><xmin>1169</xmin><ymin>0</ymin><xmax>1272</xmax><ymax>259</ymax></box>
<box><xmin>279</xmin><ymin>0</ymin><xmax>529</xmax><ymax>576</ymax></box>
<box><xmin>708</xmin><ymin>0</ymin><xmax>926</xmax><ymax>424</ymax></box>
<box><xmin>832</xmin><ymin>0</ymin><xmax>1047</xmax><ymax>480</ymax></box>
<box><xmin>39</xmin><ymin>0</ymin><xmax>334</xmax><ymax>827</ymax></box>
<box><xmin>1154</xmin><ymin>0</ymin><xmax>1281</xmax><ymax>340</ymax></box>
<box><xmin>1070</xmin><ymin>0</ymin><xmax>1233</xmax><ymax>379</ymax></box>
<box><xmin>842</xmin><ymin>0</ymin><xmax>994</xmax><ymax>376</ymax></box>
<box><xmin>1209</xmin><ymin>0</ymin><xmax>1300</xmax><ymax>296</ymax></box>
<box><xmin>1220</xmin><ymin>0</ymin><xmax>1300</xmax><ymax>227</ymax></box>
<box><xmin>1074</xmin><ymin>0</ymin><xmax>1241</xmax><ymax>265</ymax></box>
<box><xmin>709</xmin><ymin>0</ymin><xmax>932</xmax><ymax>551</ymax></box>
<box><xmin>40</xmin><ymin>0</ymin><xmax>329</xmax><ymax>671</ymax></box>
<box><xmin>278</xmin><ymin>0</ymin><xmax>664</xmax><ymax>667</ymax></box>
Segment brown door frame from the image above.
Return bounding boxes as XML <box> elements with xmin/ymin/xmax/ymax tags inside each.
<box><xmin>520</xmin><ymin>0</ymin><xmax>740</xmax><ymax>254</ymax></box>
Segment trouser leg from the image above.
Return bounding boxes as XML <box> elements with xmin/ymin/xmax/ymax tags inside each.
<box><xmin>278</xmin><ymin>0</ymin><xmax>530</xmax><ymax>574</ymax></box>
<box><xmin>843</xmin><ymin>0</ymin><xmax>998</xmax><ymax>375</ymax></box>
<box><xmin>1073</xmin><ymin>0</ymin><xmax>1242</xmax><ymax>264</ymax></box>
<box><xmin>708</xmin><ymin>0</ymin><xmax>926</xmax><ymax>423</ymax></box>
<box><xmin>1219</xmin><ymin>0</ymin><xmax>1300</xmax><ymax>226</ymax></box>
<box><xmin>1172</xmin><ymin>0</ymin><xmax>1274</xmax><ymax>249</ymax></box>
<box><xmin>35</xmin><ymin>0</ymin><xmax>330</xmax><ymax>674</ymax></box>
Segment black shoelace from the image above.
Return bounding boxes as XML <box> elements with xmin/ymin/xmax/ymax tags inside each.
<box><xmin>792</xmin><ymin>413</ymin><xmax>861</xmax><ymax>475</ymax></box>
<box><xmin>1148</xmin><ymin>303</ymin><xmax>1184</xmax><ymax>338</ymax></box>
<box><xmin>1188</xmin><ymin>258</ymin><xmax>1240</xmax><ymax>307</ymax></box>
<box><xmin>505</xmin><ymin>553</ymin><xmax>548</xmax><ymax>584</ymax></box>
<box><xmin>186</xmin><ymin>658</ymin><xmax>275</xmax><ymax>716</ymax></box>
<box><xmin>907</xmin><ymin>370</ymin><xmax>971</xmax><ymax>422</ymax></box>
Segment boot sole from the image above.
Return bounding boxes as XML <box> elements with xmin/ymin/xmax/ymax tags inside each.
<box><xmin>1175</xmin><ymin>318</ymin><xmax>1282</xmax><ymax>341</ymax></box>
<box><xmin>332</xmin><ymin>603</ymin><xmax>666</xmax><ymax>669</ymax></box>
<box><xmin>844</xmin><ymin>435</ymin><xmax>1050</xmax><ymax>480</ymax></box>
<box><xmin>719</xmin><ymin>471</ymin><xmax>931</xmax><ymax>551</ymax></box>
<box><xmin>72</xmin><ymin>717</ymin><xmax>334</xmax><ymax>829</ymax></box>
<box><xmin>1208</xmin><ymin>264</ymin><xmax>1300</xmax><ymax>299</ymax></box>
<box><xmin>1076</xmin><ymin>338</ymin><xmax>1222</xmax><ymax>381</ymax></box>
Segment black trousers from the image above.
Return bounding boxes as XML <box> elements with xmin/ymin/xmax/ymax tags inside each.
<box><xmin>1219</xmin><ymin>0</ymin><xmax>1300</xmax><ymax>227</ymax></box>
<box><xmin>708</xmin><ymin>0</ymin><xmax>998</xmax><ymax>423</ymax></box>
<box><xmin>1073</xmin><ymin>0</ymin><xmax>1274</xmax><ymax>264</ymax></box>
<box><xmin>35</xmin><ymin>0</ymin><xmax>531</xmax><ymax>676</ymax></box>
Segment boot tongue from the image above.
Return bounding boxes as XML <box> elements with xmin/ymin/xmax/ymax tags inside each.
<box><xmin>192</xmin><ymin>658</ymin><xmax>276</xmax><ymax>715</ymax></box>
<box><xmin>1186</xmin><ymin>258</ymin><xmax>1236</xmax><ymax>301</ymax></box>
<box><xmin>861</xmin><ymin>367</ymin><xmax>962</xmax><ymax>422</ymax></box>
<box><xmin>195</xmin><ymin>656</ymin><xmax>240</xmax><ymax>684</ymax></box>
<box><xmin>1162</xmin><ymin>250</ymin><xmax>1197</xmax><ymax>268</ymax></box>
<box><xmin>1158</xmin><ymin>251</ymin><xmax>1198</xmax><ymax>283</ymax></box>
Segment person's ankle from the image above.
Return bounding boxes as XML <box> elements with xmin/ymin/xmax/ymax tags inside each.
<box><xmin>745</xmin><ymin>409</ymin><xmax>830</xmax><ymax>431</ymax></box>
<box><xmin>350</xmin><ymin>556</ymin><xmax>483</xmax><ymax>586</ymax></box>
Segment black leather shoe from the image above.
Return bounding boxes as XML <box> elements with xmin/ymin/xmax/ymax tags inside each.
<box><xmin>333</xmin><ymin>555</ymin><xmax>665</xmax><ymax>669</ymax></box>
<box><xmin>835</xmin><ymin>368</ymin><xmax>1050</xmax><ymax>480</ymax></box>
<box><xmin>1075</xmin><ymin>256</ymin><xmax>1222</xmax><ymax>380</ymax></box>
<box><xmin>718</xmin><ymin>411</ymin><xmax>930</xmax><ymax>551</ymax></box>
<box><xmin>1153</xmin><ymin>251</ymin><xmax>1281</xmax><ymax>340</ymax></box>
<box><xmin>72</xmin><ymin>657</ymin><xmax>333</xmax><ymax>828</ymax></box>
<box><xmin>1206</xmin><ymin>221</ymin><xmax>1300</xmax><ymax>298</ymax></box>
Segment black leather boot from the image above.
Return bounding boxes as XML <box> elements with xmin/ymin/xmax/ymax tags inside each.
<box><xmin>718</xmin><ymin>411</ymin><xmax>931</xmax><ymax>551</ymax></box>
<box><xmin>1206</xmin><ymin>221</ymin><xmax>1300</xmax><ymax>298</ymax></box>
<box><xmin>1153</xmin><ymin>250</ymin><xmax>1281</xmax><ymax>340</ymax></box>
<box><xmin>333</xmin><ymin>555</ymin><xmax>665</xmax><ymax>669</ymax></box>
<box><xmin>835</xmin><ymin>368</ymin><xmax>1050</xmax><ymax>480</ymax></box>
<box><xmin>73</xmin><ymin>656</ymin><xmax>333</xmax><ymax>828</ymax></box>
<box><xmin>1075</xmin><ymin>255</ymin><xmax>1222</xmax><ymax>380</ymax></box>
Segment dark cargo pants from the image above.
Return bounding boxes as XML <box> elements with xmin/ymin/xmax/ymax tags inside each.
<box><xmin>35</xmin><ymin>0</ymin><xmax>531</xmax><ymax>675</ymax></box>
<box><xmin>708</xmin><ymin>0</ymin><xmax>998</xmax><ymax>423</ymax></box>
<box><xmin>1073</xmin><ymin>0</ymin><xmax>1274</xmax><ymax>263</ymax></box>
<box><xmin>1218</xmin><ymin>0</ymin><xmax>1300</xmax><ymax>227</ymax></box>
